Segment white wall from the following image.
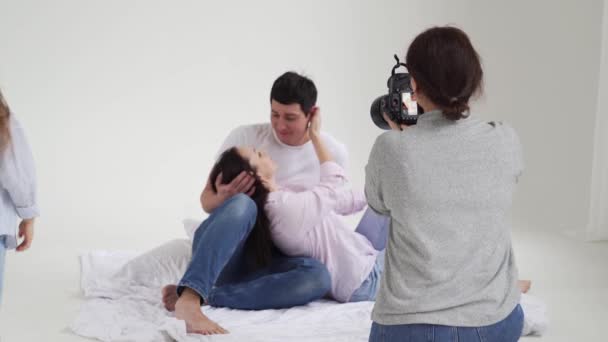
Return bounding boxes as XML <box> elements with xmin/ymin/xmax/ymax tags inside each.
<box><xmin>450</xmin><ymin>1</ymin><xmax>604</xmax><ymax>235</ymax></box>
<box><xmin>0</xmin><ymin>0</ymin><xmax>605</xmax><ymax>257</ymax></box>
<box><xmin>588</xmin><ymin>0</ymin><xmax>608</xmax><ymax>241</ymax></box>
<box><xmin>421</xmin><ymin>1</ymin><xmax>605</xmax><ymax>235</ymax></box>
<box><xmin>0</xmin><ymin>0</ymin><xmax>432</xmax><ymax>253</ymax></box>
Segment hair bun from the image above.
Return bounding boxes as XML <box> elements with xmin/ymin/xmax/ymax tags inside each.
<box><xmin>443</xmin><ymin>101</ymin><xmax>470</xmax><ymax>120</ymax></box>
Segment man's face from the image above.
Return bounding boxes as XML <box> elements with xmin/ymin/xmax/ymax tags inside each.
<box><xmin>270</xmin><ymin>99</ymin><xmax>310</xmax><ymax>146</ymax></box>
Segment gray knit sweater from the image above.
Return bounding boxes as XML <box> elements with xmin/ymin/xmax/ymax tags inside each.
<box><xmin>365</xmin><ymin>110</ymin><xmax>522</xmax><ymax>327</ymax></box>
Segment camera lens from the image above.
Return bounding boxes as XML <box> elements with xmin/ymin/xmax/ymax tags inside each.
<box><xmin>370</xmin><ymin>95</ymin><xmax>390</xmax><ymax>130</ymax></box>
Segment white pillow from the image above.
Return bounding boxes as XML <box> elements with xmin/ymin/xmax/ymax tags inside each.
<box><xmin>111</xmin><ymin>218</ymin><xmax>204</xmax><ymax>290</ymax></box>
<box><xmin>183</xmin><ymin>218</ymin><xmax>203</xmax><ymax>241</ymax></box>
<box><xmin>113</xmin><ymin>238</ymin><xmax>192</xmax><ymax>289</ymax></box>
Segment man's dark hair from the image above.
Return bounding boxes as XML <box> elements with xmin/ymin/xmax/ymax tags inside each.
<box><xmin>270</xmin><ymin>71</ymin><xmax>317</xmax><ymax>114</ymax></box>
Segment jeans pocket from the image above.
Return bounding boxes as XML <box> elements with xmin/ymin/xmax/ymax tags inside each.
<box><xmin>477</xmin><ymin>305</ymin><xmax>524</xmax><ymax>342</ymax></box>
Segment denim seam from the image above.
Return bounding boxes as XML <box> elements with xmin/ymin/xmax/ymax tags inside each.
<box><xmin>476</xmin><ymin>327</ymin><xmax>485</xmax><ymax>342</ymax></box>
<box><xmin>206</xmin><ymin>287</ymin><xmax>215</xmax><ymax>305</ymax></box>
<box><xmin>178</xmin><ymin>281</ymin><xmax>209</xmax><ymax>303</ymax></box>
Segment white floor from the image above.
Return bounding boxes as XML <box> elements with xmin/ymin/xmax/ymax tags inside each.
<box><xmin>0</xmin><ymin>227</ymin><xmax>606</xmax><ymax>342</ymax></box>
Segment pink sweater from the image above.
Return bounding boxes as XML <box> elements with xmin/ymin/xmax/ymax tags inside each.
<box><xmin>265</xmin><ymin>161</ymin><xmax>379</xmax><ymax>302</ymax></box>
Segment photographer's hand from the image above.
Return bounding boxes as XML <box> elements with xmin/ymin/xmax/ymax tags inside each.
<box><xmin>383</xmin><ymin>113</ymin><xmax>408</xmax><ymax>131</ymax></box>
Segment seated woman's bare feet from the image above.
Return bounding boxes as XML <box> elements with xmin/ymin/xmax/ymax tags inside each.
<box><xmin>518</xmin><ymin>280</ymin><xmax>532</xmax><ymax>293</ymax></box>
<box><xmin>174</xmin><ymin>288</ymin><xmax>228</xmax><ymax>335</ymax></box>
<box><xmin>162</xmin><ymin>284</ymin><xmax>179</xmax><ymax>312</ymax></box>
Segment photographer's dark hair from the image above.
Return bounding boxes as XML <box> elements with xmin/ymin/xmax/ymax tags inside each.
<box><xmin>209</xmin><ymin>147</ymin><xmax>274</xmax><ymax>269</ymax></box>
<box><xmin>270</xmin><ymin>71</ymin><xmax>317</xmax><ymax>114</ymax></box>
<box><xmin>406</xmin><ymin>26</ymin><xmax>483</xmax><ymax>120</ymax></box>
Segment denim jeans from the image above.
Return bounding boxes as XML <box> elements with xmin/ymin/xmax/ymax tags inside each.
<box><xmin>177</xmin><ymin>194</ymin><xmax>331</xmax><ymax>310</ymax></box>
<box><xmin>368</xmin><ymin>304</ymin><xmax>524</xmax><ymax>342</ymax></box>
<box><xmin>0</xmin><ymin>235</ymin><xmax>7</xmax><ymax>305</ymax></box>
<box><xmin>349</xmin><ymin>250</ymin><xmax>384</xmax><ymax>302</ymax></box>
<box><xmin>349</xmin><ymin>208</ymin><xmax>390</xmax><ymax>302</ymax></box>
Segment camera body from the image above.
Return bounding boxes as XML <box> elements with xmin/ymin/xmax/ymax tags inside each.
<box><xmin>370</xmin><ymin>55</ymin><xmax>421</xmax><ymax>129</ymax></box>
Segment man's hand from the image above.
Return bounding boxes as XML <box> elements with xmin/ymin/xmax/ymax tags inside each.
<box><xmin>382</xmin><ymin>112</ymin><xmax>408</xmax><ymax>131</ymax></box>
<box><xmin>16</xmin><ymin>218</ymin><xmax>34</xmax><ymax>252</ymax></box>
<box><xmin>215</xmin><ymin>171</ymin><xmax>256</xmax><ymax>200</ymax></box>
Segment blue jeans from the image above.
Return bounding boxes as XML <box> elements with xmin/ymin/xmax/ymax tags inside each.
<box><xmin>177</xmin><ymin>194</ymin><xmax>331</xmax><ymax>310</ymax></box>
<box><xmin>350</xmin><ymin>208</ymin><xmax>390</xmax><ymax>302</ymax></box>
<box><xmin>350</xmin><ymin>250</ymin><xmax>384</xmax><ymax>302</ymax></box>
<box><xmin>368</xmin><ymin>304</ymin><xmax>524</xmax><ymax>342</ymax></box>
<box><xmin>0</xmin><ymin>235</ymin><xmax>7</xmax><ymax>305</ymax></box>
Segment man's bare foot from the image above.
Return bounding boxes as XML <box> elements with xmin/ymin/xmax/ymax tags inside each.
<box><xmin>174</xmin><ymin>288</ymin><xmax>228</xmax><ymax>335</ymax></box>
<box><xmin>162</xmin><ymin>284</ymin><xmax>179</xmax><ymax>312</ymax></box>
<box><xmin>518</xmin><ymin>280</ymin><xmax>532</xmax><ymax>293</ymax></box>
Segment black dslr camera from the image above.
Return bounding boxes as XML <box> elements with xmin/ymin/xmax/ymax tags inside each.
<box><xmin>370</xmin><ymin>55</ymin><xmax>422</xmax><ymax>129</ymax></box>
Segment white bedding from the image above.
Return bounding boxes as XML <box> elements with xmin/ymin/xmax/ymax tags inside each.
<box><xmin>70</xmin><ymin>239</ymin><xmax>548</xmax><ymax>341</ymax></box>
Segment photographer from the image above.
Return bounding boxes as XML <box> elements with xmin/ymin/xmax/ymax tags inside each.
<box><xmin>365</xmin><ymin>26</ymin><xmax>524</xmax><ymax>341</ymax></box>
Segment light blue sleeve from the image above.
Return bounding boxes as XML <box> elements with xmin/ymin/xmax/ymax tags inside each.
<box><xmin>0</xmin><ymin>115</ymin><xmax>39</xmax><ymax>219</ymax></box>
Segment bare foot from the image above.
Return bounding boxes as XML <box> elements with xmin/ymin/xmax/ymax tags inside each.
<box><xmin>163</xmin><ymin>284</ymin><xmax>209</xmax><ymax>311</ymax></box>
<box><xmin>174</xmin><ymin>288</ymin><xmax>228</xmax><ymax>335</ymax></box>
<box><xmin>518</xmin><ymin>280</ymin><xmax>532</xmax><ymax>293</ymax></box>
<box><xmin>162</xmin><ymin>284</ymin><xmax>179</xmax><ymax>312</ymax></box>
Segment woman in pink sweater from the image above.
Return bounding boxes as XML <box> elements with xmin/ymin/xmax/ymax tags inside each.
<box><xmin>215</xmin><ymin>108</ymin><xmax>389</xmax><ymax>303</ymax></box>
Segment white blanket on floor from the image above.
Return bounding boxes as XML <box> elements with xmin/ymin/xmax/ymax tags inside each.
<box><xmin>70</xmin><ymin>242</ymin><xmax>549</xmax><ymax>341</ymax></box>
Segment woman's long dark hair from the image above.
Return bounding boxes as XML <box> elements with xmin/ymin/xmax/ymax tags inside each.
<box><xmin>209</xmin><ymin>147</ymin><xmax>274</xmax><ymax>269</ymax></box>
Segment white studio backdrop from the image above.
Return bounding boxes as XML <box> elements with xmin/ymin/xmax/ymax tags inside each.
<box><xmin>0</xmin><ymin>0</ymin><xmax>605</xmax><ymax>259</ymax></box>
<box><xmin>588</xmin><ymin>0</ymin><xmax>608</xmax><ymax>241</ymax></box>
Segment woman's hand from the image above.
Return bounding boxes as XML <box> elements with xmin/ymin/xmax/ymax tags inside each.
<box><xmin>308</xmin><ymin>107</ymin><xmax>322</xmax><ymax>138</ymax></box>
<box><xmin>382</xmin><ymin>112</ymin><xmax>408</xmax><ymax>131</ymax></box>
<box><xmin>16</xmin><ymin>218</ymin><xmax>34</xmax><ymax>252</ymax></box>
